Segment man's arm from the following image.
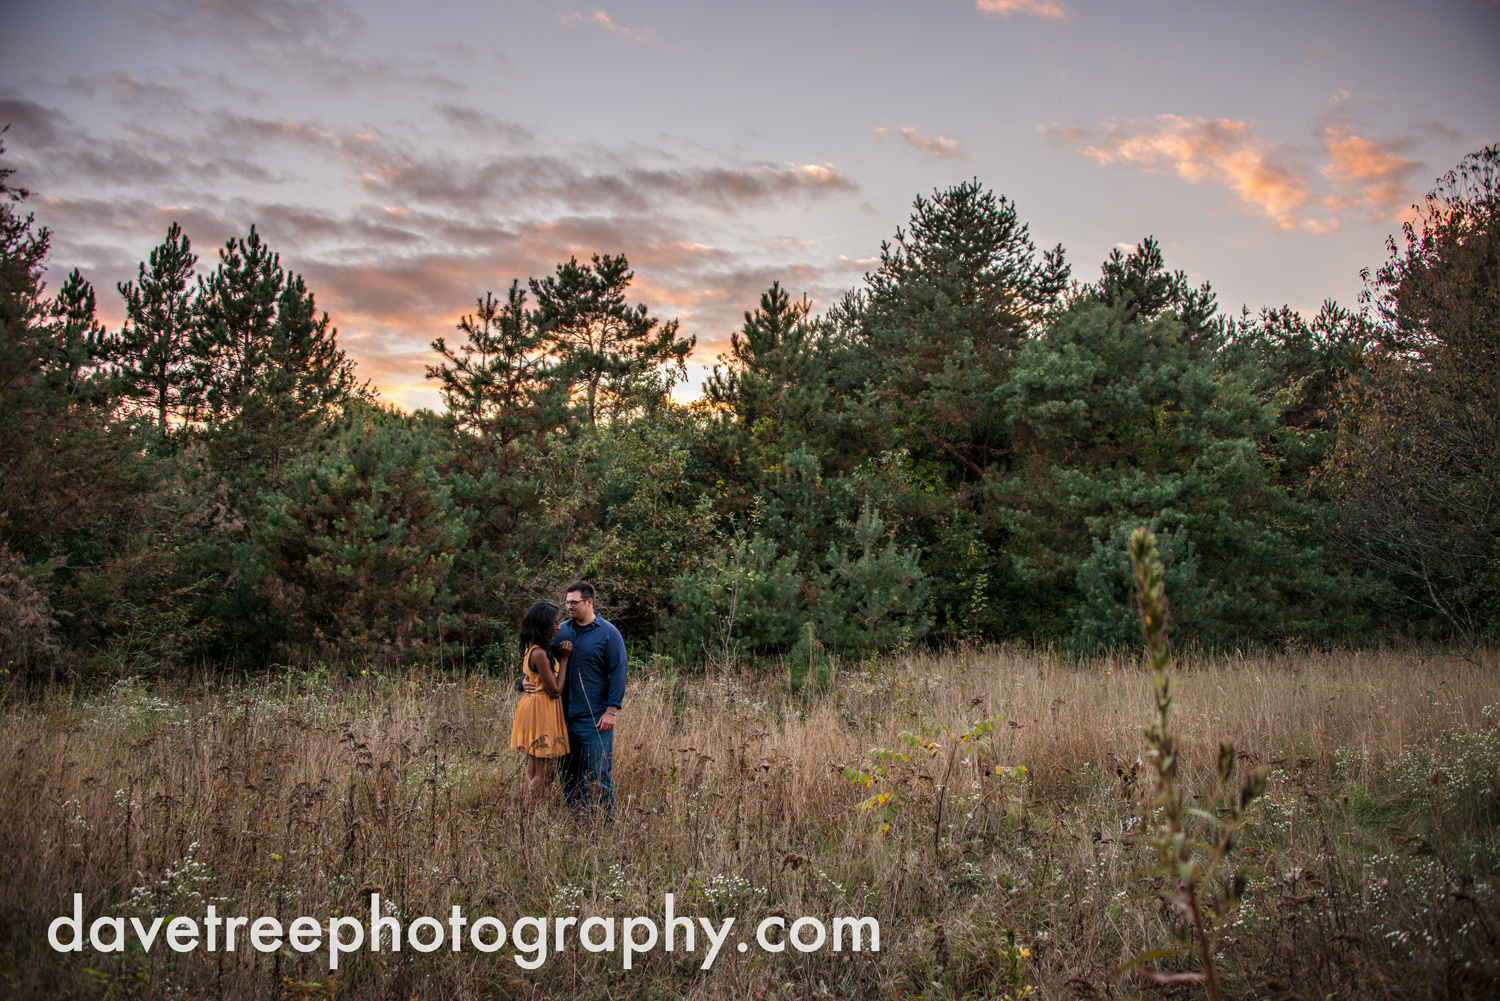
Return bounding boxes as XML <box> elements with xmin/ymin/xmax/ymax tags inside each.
<box><xmin>605</xmin><ymin>627</ymin><xmax>626</xmax><ymax>712</ymax></box>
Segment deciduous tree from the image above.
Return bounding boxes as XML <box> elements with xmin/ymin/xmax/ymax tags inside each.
<box><xmin>1322</xmin><ymin>146</ymin><xmax>1500</xmax><ymax>649</ymax></box>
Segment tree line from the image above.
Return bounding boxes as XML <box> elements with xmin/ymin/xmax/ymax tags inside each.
<box><xmin>1</xmin><ymin>137</ymin><xmax>1495</xmax><ymax>681</ymax></box>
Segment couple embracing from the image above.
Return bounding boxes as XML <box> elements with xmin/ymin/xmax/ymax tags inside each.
<box><xmin>508</xmin><ymin>581</ymin><xmax>625</xmax><ymax>821</ymax></box>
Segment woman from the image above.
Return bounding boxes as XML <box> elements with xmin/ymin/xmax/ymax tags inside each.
<box><xmin>510</xmin><ymin>601</ymin><xmax>571</xmax><ymax>808</ymax></box>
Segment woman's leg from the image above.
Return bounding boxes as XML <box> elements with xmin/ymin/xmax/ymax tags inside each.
<box><xmin>526</xmin><ymin>754</ymin><xmax>557</xmax><ymax>807</ymax></box>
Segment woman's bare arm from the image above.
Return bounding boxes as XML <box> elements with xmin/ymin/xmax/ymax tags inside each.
<box><xmin>531</xmin><ymin>641</ymin><xmax>570</xmax><ymax>697</ymax></box>
<box><xmin>552</xmin><ymin>641</ymin><xmax>571</xmax><ymax>695</ymax></box>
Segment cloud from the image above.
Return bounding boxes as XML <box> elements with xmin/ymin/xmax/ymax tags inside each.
<box><xmin>5</xmin><ymin>92</ymin><xmax>860</xmax><ymax>408</ymax></box>
<box><xmin>0</xmin><ymin>100</ymin><xmax>290</xmax><ymax>190</ymax></box>
<box><xmin>1043</xmin><ymin>115</ymin><xmax>1334</xmax><ymax>232</ymax></box>
<box><xmin>172</xmin><ymin>0</ymin><xmax>360</xmax><ymax>44</ymax></box>
<box><xmin>1319</xmin><ymin>125</ymin><xmax>1421</xmax><ymax>220</ymax></box>
<box><xmin>434</xmin><ymin>104</ymin><xmax>534</xmax><ymax>144</ymax></box>
<box><xmin>976</xmin><ymin>0</ymin><xmax>1066</xmax><ymax>20</ymax></box>
<box><xmin>876</xmin><ymin>126</ymin><xmax>966</xmax><ymax>159</ymax></box>
<box><xmin>560</xmin><ymin>9</ymin><xmax>659</xmax><ymax>44</ymax></box>
<box><xmin>146</xmin><ymin>0</ymin><xmax>462</xmax><ymax>95</ymax></box>
<box><xmin>346</xmin><ymin>145</ymin><xmax>856</xmax><ymax>215</ymax></box>
<box><xmin>65</xmin><ymin>73</ymin><xmax>193</xmax><ymax>111</ymax></box>
<box><xmin>1042</xmin><ymin>114</ymin><xmax>1432</xmax><ymax>234</ymax></box>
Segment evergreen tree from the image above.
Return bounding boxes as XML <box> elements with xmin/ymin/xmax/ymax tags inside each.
<box><xmin>427</xmin><ymin>281</ymin><xmax>566</xmax><ymax>456</ymax></box>
<box><xmin>1090</xmin><ymin>236</ymin><xmax>1216</xmax><ymax>337</ymax></box>
<box><xmin>192</xmin><ymin>226</ymin><xmax>359</xmax><ymax>473</ymax></box>
<box><xmin>257</xmin><ymin>404</ymin><xmax>471</xmax><ymax>665</ymax></box>
<box><xmin>702</xmin><ymin>282</ymin><xmax>844</xmax><ymax>502</ymax></box>
<box><xmin>814</xmin><ymin>499</ymin><xmax>931</xmax><ymax>652</ymax></box>
<box><xmin>0</xmin><ymin>137</ymin><xmax>54</xmax><ymax>441</ymax></box>
<box><xmin>45</xmin><ymin>268</ymin><xmax>116</xmax><ymax>414</ymax></box>
<box><xmin>0</xmin><ymin>136</ymin><xmax>158</xmax><ymax>678</ymax></box>
<box><xmin>1232</xmin><ymin>300</ymin><xmax>1374</xmax><ymax>491</ymax></box>
<box><xmin>848</xmin><ymin>180</ymin><xmax>1070</xmax><ymax>479</ymax></box>
<box><xmin>0</xmin><ymin>140</ymin><xmax>133</xmax><ymax>560</ymax></box>
<box><xmin>590</xmin><ymin>406</ymin><xmax>717</xmax><ymax>629</ymax></box>
<box><xmin>993</xmin><ymin>242</ymin><xmax>1343</xmax><ymax>645</ymax></box>
<box><xmin>665</xmin><ymin>533</ymin><xmax>807</xmax><ymax>658</ymax></box>
<box><xmin>117</xmin><ymin>222</ymin><xmax>199</xmax><ymax>434</ymax></box>
<box><xmin>704</xmin><ymin>281</ymin><xmax>817</xmax><ymax>433</ymax></box>
<box><xmin>425</xmin><ymin>281</ymin><xmax>587</xmax><ymax>653</ymax></box>
<box><xmin>530</xmin><ymin>253</ymin><xmax>693</xmax><ymax>424</ymax></box>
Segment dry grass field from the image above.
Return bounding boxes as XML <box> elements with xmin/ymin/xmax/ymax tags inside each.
<box><xmin>2</xmin><ymin>645</ymin><xmax>1497</xmax><ymax>1000</ymax></box>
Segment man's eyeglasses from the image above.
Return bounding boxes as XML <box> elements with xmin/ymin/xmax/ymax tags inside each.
<box><xmin>564</xmin><ymin>598</ymin><xmax>588</xmax><ymax>607</ymax></box>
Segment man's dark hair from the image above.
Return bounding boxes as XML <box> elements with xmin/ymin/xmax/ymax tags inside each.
<box><xmin>565</xmin><ymin>581</ymin><xmax>595</xmax><ymax>603</ymax></box>
<box><xmin>519</xmin><ymin>601</ymin><xmax>560</xmax><ymax>656</ymax></box>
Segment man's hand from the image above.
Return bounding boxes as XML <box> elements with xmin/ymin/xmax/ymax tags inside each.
<box><xmin>521</xmin><ymin>676</ymin><xmax>538</xmax><ymax>694</ymax></box>
<box><xmin>597</xmin><ymin>707</ymin><xmax>617</xmax><ymax>732</ymax></box>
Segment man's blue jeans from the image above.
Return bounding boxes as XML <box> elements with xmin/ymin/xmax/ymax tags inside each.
<box><xmin>560</xmin><ymin>719</ymin><xmax>614</xmax><ymax>822</ymax></box>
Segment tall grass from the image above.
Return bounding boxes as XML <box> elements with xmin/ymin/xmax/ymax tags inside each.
<box><xmin>1</xmin><ymin>645</ymin><xmax>1496</xmax><ymax>999</ymax></box>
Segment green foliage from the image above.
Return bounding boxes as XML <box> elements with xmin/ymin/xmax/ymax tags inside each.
<box><xmin>192</xmin><ymin>225</ymin><xmax>360</xmax><ymax>475</ymax></box>
<box><xmin>992</xmin><ymin>244</ymin><xmax>1349</xmax><ymax>647</ymax></box>
<box><xmin>664</xmin><ymin>533</ymin><xmax>805</xmax><ymax>658</ymax></box>
<box><xmin>591</xmin><ymin>406</ymin><xmax>717</xmax><ymax>629</ymax></box>
<box><xmin>1073</xmin><ymin>519</ymin><xmax>1205</xmax><ymax>650</ymax></box>
<box><xmin>1322</xmin><ymin>144</ymin><xmax>1500</xmax><ymax>649</ymax></box>
<box><xmin>0</xmin><ymin>542</ymin><xmax>58</xmax><ymax>674</ymax></box>
<box><xmin>0</xmin><ymin>139</ymin><xmax>1489</xmax><ymax>675</ymax></box>
<box><xmin>844</xmin><ymin>180</ymin><xmax>1069</xmax><ymax>481</ymax></box>
<box><xmin>530</xmin><ymin>253</ymin><xmax>694</xmax><ymax>425</ymax></box>
<box><xmin>256</xmin><ymin>404</ymin><xmax>471</xmax><ymax>665</ymax></box>
<box><xmin>117</xmin><ymin>222</ymin><xmax>199</xmax><ymax>435</ymax></box>
<box><xmin>427</xmin><ymin>281</ymin><xmax>566</xmax><ymax>450</ymax></box>
<box><xmin>814</xmin><ymin>500</ymin><xmax>931</xmax><ymax>652</ymax></box>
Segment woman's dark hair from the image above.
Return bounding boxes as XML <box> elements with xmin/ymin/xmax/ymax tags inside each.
<box><xmin>518</xmin><ymin>601</ymin><xmax>560</xmax><ymax>658</ymax></box>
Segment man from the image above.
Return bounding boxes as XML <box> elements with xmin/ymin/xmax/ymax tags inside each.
<box><xmin>521</xmin><ymin>581</ymin><xmax>625</xmax><ymax>820</ymax></box>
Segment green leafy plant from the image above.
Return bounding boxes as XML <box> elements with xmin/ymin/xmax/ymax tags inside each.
<box><xmin>1117</xmin><ymin>527</ymin><xmax>1267</xmax><ymax>999</ymax></box>
<box><xmin>838</xmin><ymin>715</ymin><xmax>1001</xmax><ymax>858</ymax></box>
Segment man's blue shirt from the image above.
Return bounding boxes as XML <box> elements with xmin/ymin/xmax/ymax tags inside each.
<box><xmin>551</xmin><ymin>615</ymin><xmax>626</xmax><ymax>723</ymax></box>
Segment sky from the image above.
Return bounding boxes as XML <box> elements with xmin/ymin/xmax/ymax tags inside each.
<box><xmin>2</xmin><ymin>0</ymin><xmax>1497</xmax><ymax>411</ymax></box>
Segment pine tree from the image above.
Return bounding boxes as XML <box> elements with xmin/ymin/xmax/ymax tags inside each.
<box><xmin>530</xmin><ymin>253</ymin><xmax>693</xmax><ymax>424</ymax></box>
<box><xmin>0</xmin><ymin>134</ymin><xmax>52</xmax><ymax>430</ymax></box>
<box><xmin>849</xmin><ymin>180</ymin><xmax>1070</xmax><ymax>479</ymax></box>
<box><xmin>117</xmin><ymin>222</ymin><xmax>199</xmax><ymax>434</ymax></box>
<box><xmin>257</xmin><ymin>404</ymin><xmax>471</xmax><ymax>665</ymax></box>
<box><xmin>427</xmin><ymin>280</ymin><xmax>566</xmax><ymax>455</ymax></box>
<box><xmin>665</xmin><ymin>533</ymin><xmax>806</xmax><ymax>657</ymax></box>
<box><xmin>424</xmin><ymin>280</ymin><xmax>586</xmax><ymax>650</ymax></box>
<box><xmin>45</xmin><ymin>269</ymin><xmax>116</xmax><ymax>414</ymax></box>
<box><xmin>704</xmin><ymin>281</ymin><xmax>814</xmax><ymax>429</ymax></box>
<box><xmin>192</xmin><ymin>225</ymin><xmax>359</xmax><ymax>473</ymax></box>
<box><xmin>814</xmin><ymin>499</ymin><xmax>931</xmax><ymax>651</ymax></box>
<box><xmin>993</xmin><ymin>242</ymin><xmax>1341</xmax><ymax>645</ymax></box>
<box><xmin>0</xmin><ymin>138</ymin><xmax>132</xmax><ymax>558</ymax></box>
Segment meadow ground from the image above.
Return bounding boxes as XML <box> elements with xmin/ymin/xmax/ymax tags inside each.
<box><xmin>2</xmin><ymin>645</ymin><xmax>1497</xmax><ymax>1000</ymax></box>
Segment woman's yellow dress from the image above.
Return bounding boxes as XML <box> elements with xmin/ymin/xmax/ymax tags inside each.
<box><xmin>510</xmin><ymin>644</ymin><xmax>569</xmax><ymax>758</ymax></box>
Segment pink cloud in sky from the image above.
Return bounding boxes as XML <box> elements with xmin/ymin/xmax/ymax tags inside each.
<box><xmin>559</xmin><ymin>9</ymin><xmax>658</xmax><ymax>44</ymax></box>
<box><xmin>1319</xmin><ymin>125</ymin><xmax>1421</xmax><ymax>220</ymax></box>
<box><xmin>1043</xmin><ymin>115</ymin><xmax>1326</xmax><ymax>232</ymax></box>
<box><xmin>976</xmin><ymin>0</ymin><xmax>1067</xmax><ymax>20</ymax></box>
<box><xmin>876</xmin><ymin>127</ymin><xmax>966</xmax><ymax>159</ymax></box>
<box><xmin>1040</xmin><ymin>114</ymin><xmax>1422</xmax><ymax>234</ymax></box>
